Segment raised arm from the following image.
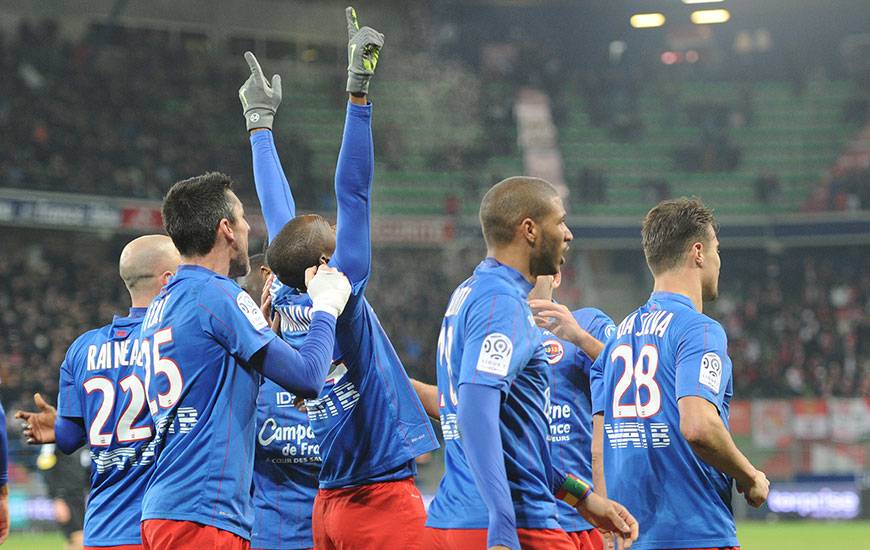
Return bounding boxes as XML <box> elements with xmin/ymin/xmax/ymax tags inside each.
<box><xmin>330</xmin><ymin>7</ymin><xmax>384</xmax><ymax>287</ymax></box>
<box><xmin>239</xmin><ymin>51</ymin><xmax>296</xmax><ymax>241</ymax></box>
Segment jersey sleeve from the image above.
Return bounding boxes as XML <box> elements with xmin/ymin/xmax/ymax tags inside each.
<box><xmin>573</xmin><ymin>308</ymin><xmax>616</xmax><ymax>375</ymax></box>
<box><xmin>198</xmin><ymin>279</ymin><xmax>277</xmax><ymax>363</ymax></box>
<box><xmin>590</xmin><ymin>345</ymin><xmax>608</xmax><ymax>416</ymax></box>
<box><xmin>458</xmin><ymin>293</ymin><xmax>536</xmax><ymax>395</ymax></box>
<box><xmin>250</xmin><ymin>130</ymin><xmax>296</xmax><ymax>242</ymax></box>
<box><xmin>330</xmin><ymin>102</ymin><xmax>374</xmax><ymax>320</ymax></box>
<box><xmin>57</xmin><ymin>346</ymin><xmax>83</xmax><ymax>418</ymax></box>
<box><xmin>675</xmin><ymin>319</ymin><xmax>732</xmax><ymax>411</ymax></box>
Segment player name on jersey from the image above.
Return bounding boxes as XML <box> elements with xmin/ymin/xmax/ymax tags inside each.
<box><xmin>86</xmin><ymin>339</ymin><xmax>151</xmax><ymax>371</ymax></box>
<box><xmin>616</xmin><ymin>309</ymin><xmax>674</xmax><ymax>339</ymax></box>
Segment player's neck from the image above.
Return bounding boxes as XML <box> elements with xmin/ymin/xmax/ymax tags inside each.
<box><xmin>652</xmin><ymin>270</ymin><xmax>703</xmax><ymax>313</ymax></box>
<box><xmin>129</xmin><ymin>292</ymin><xmax>159</xmax><ymax>309</ymax></box>
<box><xmin>487</xmin><ymin>247</ymin><xmax>535</xmax><ymax>284</ymax></box>
<box><xmin>181</xmin><ymin>252</ymin><xmax>231</xmax><ymax>278</ymax></box>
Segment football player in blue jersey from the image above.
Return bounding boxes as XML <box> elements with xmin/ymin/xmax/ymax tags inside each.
<box><xmin>425</xmin><ymin>176</ymin><xmax>637</xmax><ymax>550</ymax></box>
<box><xmin>238</xmin><ymin>254</ymin><xmax>321</xmax><ymax>550</ymax></box>
<box><xmin>137</xmin><ymin>172</ymin><xmax>352</xmax><ymax>550</ymax></box>
<box><xmin>589</xmin><ymin>198</ymin><xmax>769</xmax><ymax>550</ymax></box>
<box><xmin>528</xmin><ymin>272</ymin><xmax>616</xmax><ymax>550</ymax></box>
<box><xmin>17</xmin><ymin>235</ymin><xmax>181</xmax><ymax>550</ymax></box>
<box><xmin>237</xmin><ymin>9</ymin><xmax>438</xmax><ymax>549</ymax></box>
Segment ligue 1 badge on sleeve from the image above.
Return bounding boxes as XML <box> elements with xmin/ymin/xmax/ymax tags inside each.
<box><xmin>699</xmin><ymin>352</ymin><xmax>722</xmax><ymax>393</ymax></box>
<box><xmin>476</xmin><ymin>333</ymin><xmax>513</xmax><ymax>376</ymax></box>
<box><xmin>237</xmin><ymin>291</ymin><xmax>269</xmax><ymax>330</ymax></box>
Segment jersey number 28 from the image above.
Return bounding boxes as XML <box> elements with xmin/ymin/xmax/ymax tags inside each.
<box><xmin>611</xmin><ymin>344</ymin><xmax>661</xmax><ymax>418</ymax></box>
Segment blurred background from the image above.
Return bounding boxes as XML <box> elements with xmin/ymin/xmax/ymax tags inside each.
<box><xmin>0</xmin><ymin>0</ymin><xmax>867</xmax><ymax>547</ymax></box>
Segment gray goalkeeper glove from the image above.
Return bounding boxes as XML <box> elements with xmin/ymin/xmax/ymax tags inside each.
<box><xmin>345</xmin><ymin>6</ymin><xmax>384</xmax><ymax>96</ymax></box>
<box><xmin>307</xmin><ymin>266</ymin><xmax>352</xmax><ymax>318</ymax></box>
<box><xmin>239</xmin><ymin>51</ymin><xmax>282</xmax><ymax>131</ymax></box>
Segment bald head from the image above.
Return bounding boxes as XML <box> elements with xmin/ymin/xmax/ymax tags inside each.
<box><xmin>479</xmin><ymin>176</ymin><xmax>560</xmax><ymax>248</ymax></box>
<box><xmin>119</xmin><ymin>235</ymin><xmax>182</xmax><ymax>303</ymax></box>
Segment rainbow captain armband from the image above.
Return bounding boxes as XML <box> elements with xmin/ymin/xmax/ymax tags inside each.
<box><xmin>555</xmin><ymin>473</ymin><xmax>593</xmax><ymax>507</ymax></box>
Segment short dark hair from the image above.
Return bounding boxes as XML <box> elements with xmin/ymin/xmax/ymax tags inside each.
<box><xmin>162</xmin><ymin>172</ymin><xmax>237</xmax><ymax>257</ymax></box>
<box><xmin>479</xmin><ymin>177</ymin><xmax>559</xmax><ymax>247</ymax></box>
<box><xmin>641</xmin><ymin>197</ymin><xmax>717</xmax><ymax>274</ymax></box>
<box><xmin>266</xmin><ymin>214</ymin><xmax>335</xmax><ymax>291</ymax></box>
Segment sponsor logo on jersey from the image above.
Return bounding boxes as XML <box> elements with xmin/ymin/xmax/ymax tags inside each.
<box><xmin>542</xmin><ymin>339</ymin><xmax>564</xmax><ymax>365</ymax></box>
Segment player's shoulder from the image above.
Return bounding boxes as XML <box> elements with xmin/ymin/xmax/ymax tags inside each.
<box><xmin>571</xmin><ymin>306</ymin><xmax>613</xmax><ymax>327</ymax></box>
<box><xmin>464</xmin><ymin>284</ymin><xmax>527</xmax><ymax>321</ymax></box>
<box><xmin>674</xmin><ymin>309</ymin><xmax>727</xmax><ymax>342</ymax></box>
<box><xmin>63</xmin><ymin>323</ymin><xmax>111</xmax><ymax>368</ymax></box>
<box><xmin>195</xmin><ymin>272</ymin><xmax>248</xmax><ymax>303</ymax></box>
<box><xmin>466</xmin><ymin>270</ymin><xmax>526</xmax><ymax>305</ymax></box>
<box><xmin>69</xmin><ymin>324</ymin><xmax>112</xmax><ymax>351</ymax></box>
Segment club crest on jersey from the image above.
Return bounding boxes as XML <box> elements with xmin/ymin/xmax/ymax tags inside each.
<box><xmin>542</xmin><ymin>339</ymin><xmax>564</xmax><ymax>365</ymax></box>
<box><xmin>476</xmin><ymin>333</ymin><xmax>513</xmax><ymax>376</ymax></box>
<box><xmin>237</xmin><ymin>291</ymin><xmax>269</xmax><ymax>331</ymax></box>
<box><xmin>699</xmin><ymin>352</ymin><xmax>722</xmax><ymax>393</ymax></box>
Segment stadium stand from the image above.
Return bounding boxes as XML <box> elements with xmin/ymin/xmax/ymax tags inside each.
<box><xmin>559</xmin><ymin>79</ymin><xmax>863</xmax><ymax>216</ymax></box>
<box><xmin>6</xmin><ymin>20</ymin><xmax>861</xmax><ymax>220</ymax></box>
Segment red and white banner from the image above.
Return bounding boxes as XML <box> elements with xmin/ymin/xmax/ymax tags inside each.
<box><xmin>751</xmin><ymin>400</ymin><xmax>792</xmax><ymax>449</ymax></box>
<box><xmin>792</xmin><ymin>399</ymin><xmax>829</xmax><ymax>440</ymax></box>
<box><xmin>828</xmin><ymin>398</ymin><xmax>870</xmax><ymax>443</ymax></box>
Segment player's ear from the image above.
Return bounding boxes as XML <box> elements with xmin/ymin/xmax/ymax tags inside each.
<box><xmin>520</xmin><ymin>217</ymin><xmax>536</xmax><ymax>245</ymax></box>
<box><xmin>159</xmin><ymin>270</ymin><xmax>174</xmax><ymax>286</ymax></box>
<box><xmin>691</xmin><ymin>241</ymin><xmax>704</xmax><ymax>268</ymax></box>
<box><xmin>218</xmin><ymin>217</ymin><xmax>235</xmax><ymax>246</ymax></box>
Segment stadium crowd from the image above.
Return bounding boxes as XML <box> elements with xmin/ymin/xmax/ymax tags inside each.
<box><xmin>712</xmin><ymin>247</ymin><xmax>870</xmax><ymax>398</ymax></box>
<box><xmin>0</xmin><ymin>21</ymin><xmax>253</xmax><ymax>201</ymax></box>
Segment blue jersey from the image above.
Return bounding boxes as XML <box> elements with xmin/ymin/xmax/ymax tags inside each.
<box><xmin>258</xmin><ymin>102</ymin><xmax>438</xmax><ymax>490</ymax></box>
<box><xmin>590</xmin><ymin>291</ymin><xmax>737</xmax><ymax>549</ymax></box>
<box><xmin>251</xmin><ymin>379</ymin><xmax>320</xmax><ymax>549</ymax></box>
<box><xmin>139</xmin><ymin>265</ymin><xmax>276</xmax><ymax>540</ymax></box>
<box><xmin>546</xmin><ymin>308</ymin><xmax>615</xmax><ymax>533</ymax></box>
<box><xmin>272</xmin><ymin>280</ymin><xmax>439</xmax><ymax>489</ymax></box>
<box><xmin>57</xmin><ymin>309</ymin><xmax>154</xmax><ymax>547</ymax></box>
<box><xmin>427</xmin><ymin>258</ymin><xmax>559</xmax><ymax>530</ymax></box>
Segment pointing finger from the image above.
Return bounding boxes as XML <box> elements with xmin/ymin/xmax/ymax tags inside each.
<box><xmin>346</xmin><ymin>6</ymin><xmax>360</xmax><ymax>38</ymax></box>
<box><xmin>244</xmin><ymin>51</ymin><xmax>264</xmax><ymax>79</ymax></box>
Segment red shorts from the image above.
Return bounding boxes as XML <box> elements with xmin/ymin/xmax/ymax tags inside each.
<box><xmin>141</xmin><ymin>519</ymin><xmax>250</xmax><ymax>550</ymax></box>
<box><xmin>84</xmin><ymin>546</ymin><xmax>143</xmax><ymax>550</ymax></box>
<box><xmin>312</xmin><ymin>477</ymin><xmax>427</xmax><ymax>550</ymax></box>
<box><xmin>567</xmin><ymin>528</ymin><xmax>605</xmax><ymax>550</ymax></box>
<box><xmin>425</xmin><ymin>527</ymin><xmax>576</xmax><ymax>550</ymax></box>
